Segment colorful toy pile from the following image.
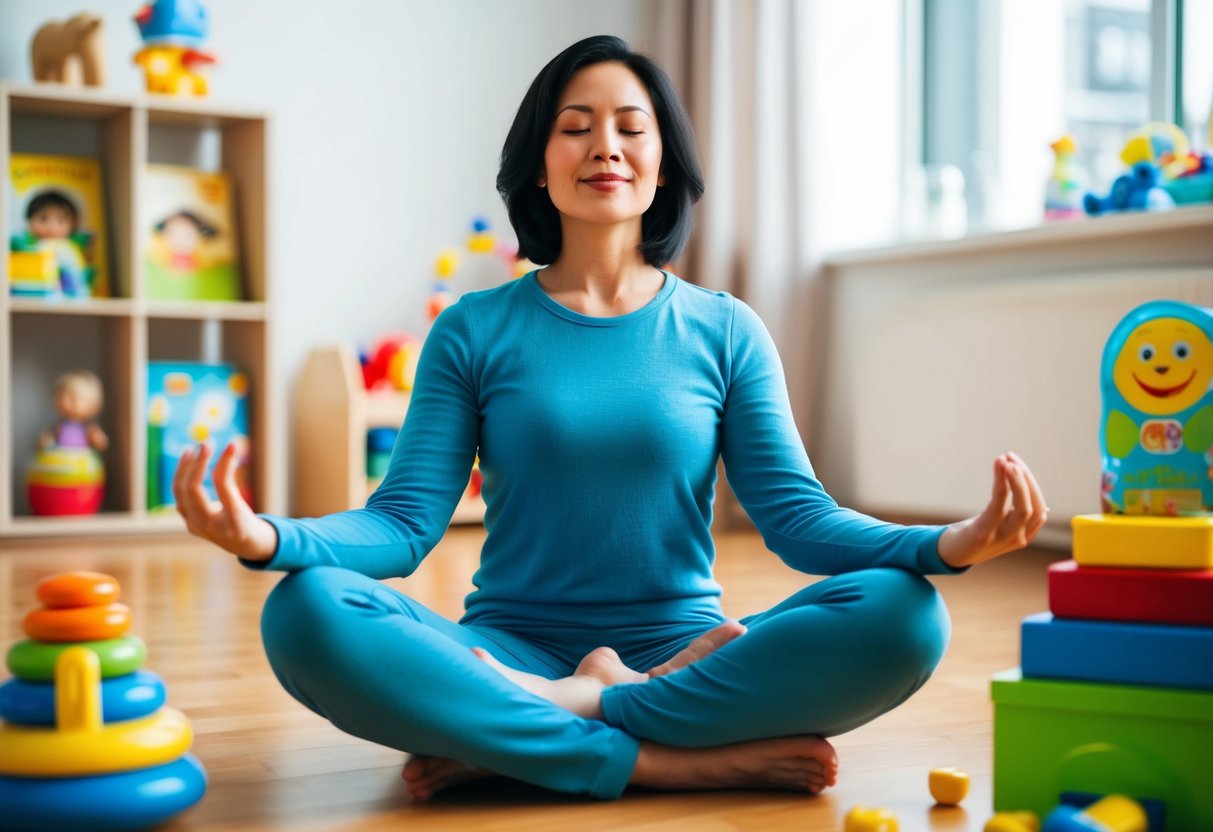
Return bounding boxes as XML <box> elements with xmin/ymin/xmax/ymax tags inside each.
<box><xmin>990</xmin><ymin>303</ymin><xmax>1213</xmax><ymax>831</ymax></box>
<box><xmin>1083</xmin><ymin>121</ymin><xmax>1213</xmax><ymax>216</ymax></box>
<box><xmin>0</xmin><ymin>572</ymin><xmax>206</xmax><ymax>832</ymax></box>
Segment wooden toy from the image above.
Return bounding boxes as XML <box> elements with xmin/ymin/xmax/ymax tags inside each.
<box><xmin>928</xmin><ymin>766</ymin><xmax>969</xmax><ymax>805</ymax></box>
<box><xmin>985</xmin><ymin>812</ymin><xmax>1040</xmax><ymax>832</ymax></box>
<box><xmin>1072</xmin><ymin>514</ymin><xmax>1213</xmax><ymax>570</ymax></box>
<box><xmin>30</xmin><ymin>13</ymin><xmax>106</xmax><ymax>87</ymax></box>
<box><xmin>7</xmin><ymin>635</ymin><xmax>146</xmax><ymax>682</ymax></box>
<box><xmin>1021</xmin><ymin>611</ymin><xmax>1213</xmax><ymax>691</ymax></box>
<box><xmin>991</xmin><ymin>669</ymin><xmax>1212</xmax><ymax>829</ymax></box>
<box><xmin>1098</xmin><ymin>300</ymin><xmax>1213</xmax><ymax>515</ymax></box>
<box><xmin>844</xmin><ymin>805</ymin><xmax>899</xmax><ymax>831</ymax></box>
<box><xmin>1042</xmin><ymin>794</ymin><xmax>1147</xmax><ymax>832</ymax></box>
<box><xmin>0</xmin><ymin>670</ymin><xmax>166</xmax><ymax>726</ymax></box>
<box><xmin>36</xmin><ymin>571</ymin><xmax>120</xmax><ymax>609</ymax></box>
<box><xmin>1047</xmin><ymin>560</ymin><xmax>1213</xmax><ymax>627</ymax></box>
<box><xmin>24</xmin><ymin>603</ymin><xmax>131</xmax><ymax>643</ymax></box>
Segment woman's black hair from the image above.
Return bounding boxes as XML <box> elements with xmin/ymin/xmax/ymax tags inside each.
<box><xmin>497</xmin><ymin>35</ymin><xmax>704</xmax><ymax>267</ymax></box>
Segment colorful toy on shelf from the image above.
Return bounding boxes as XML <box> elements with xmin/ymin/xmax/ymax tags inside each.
<box><xmin>1042</xmin><ymin>794</ymin><xmax>1147</xmax><ymax>832</ymax></box>
<box><xmin>27</xmin><ymin>370</ymin><xmax>108</xmax><ymax>516</ymax></box>
<box><xmin>1162</xmin><ymin>150</ymin><xmax>1213</xmax><ymax>206</ymax></box>
<box><xmin>844</xmin><ymin>805</ymin><xmax>899</xmax><ymax>832</ymax></box>
<box><xmin>0</xmin><ymin>572</ymin><xmax>206</xmax><ymax>832</ymax></box>
<box><xmin>360</xmin><ymin>332</ymin><xmax>421</xmax><ymax>392</ymax></box>
<box><xmin>1098</xmin><ymin>299</ymin><xmax>1213</xmax><ymax>516</ymax></box>
<box><xmin>1045</xmin><ymin>135</ymin><xmax>1087</xmax><ymax>220</ymax></box>
<box><xmin>1083</xmin><ymin>162</ymin><xmax>1174</xmax><ymax>215</ymax></box>
<box><xmin>425</xmin><ymin>217</ymin><xmax>533</xmax><ymax>326</ymax></box>
<box><xmin>132</xmin><ymin>0</ymin><xmax>215</xmax><ymax>96</ymax></box>
<box><xmin>10</xmin><ymin>186</ymin><xmax>99</xmax><ymax>298</ymax></box>
<box><xmin>929</xmin><ymin>766</ymin><xmax>969</xmax><ymax>806</ymax></box>
<box><xmin>1119</xmin><ymin>122</ymin><xmax>1190</xmax><ymax>179</ymax></box>
<box><xmin>30</xmin><ymin>13</ymin><xmax>106</xmax><ymax>87</ymax></box>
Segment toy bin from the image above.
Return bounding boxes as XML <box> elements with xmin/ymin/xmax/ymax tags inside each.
<box><xmin>991</xmin><ymin>668</ymin><xmax>1213</xmax><ymax>830</ymax></box>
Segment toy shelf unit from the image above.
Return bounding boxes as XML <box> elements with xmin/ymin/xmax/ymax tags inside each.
<box><xmin>0</xmin><ymin>82</ymin><xmax>278</xmax><ymax>538</ymax></box>
<box><xmin>293</xmin><ymin>345</ymin><xmax>485</xmax><ymax>525</ymax></box>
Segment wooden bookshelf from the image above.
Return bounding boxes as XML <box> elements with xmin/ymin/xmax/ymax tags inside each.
<box><xmin>293</xmin><ymin>345</ymin><xmax>484</xmax><ymax>524</ymax></box>
<box><xmin>0</xmin><ymin>82</ymin><xmax>279</xmax><ymax>538</ymax></box>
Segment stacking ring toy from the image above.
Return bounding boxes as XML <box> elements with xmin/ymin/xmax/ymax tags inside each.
<box><xmin>36</xmin><ymin>571</ymin><xmax>120</xmax><ymax>609</ymax></box>
<box><xmin>25</xmin><ymin>602</ymin><xmax>132</xmax><ymax>642</ymax></box>
<box><xmin>0</xmin><ymin>753</ymin><xmax>207</xmax><ymax>832</ymax></box>
<box><xmin>0</xmin><ymin>670</ymin><xmax>166</xmax><ymax>726</ymax></box>
<box><xmin>0</xmin><ymin>648</ymin><xmax>191</xmax><ymax>777</ymax></box>
<box><xmin>7</xmin><ymin>635</ymin><xmax>146</xmax><ymax>683</ymax></box>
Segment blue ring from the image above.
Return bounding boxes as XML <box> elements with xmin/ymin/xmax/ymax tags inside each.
<box><xmin>0</xmin><ymin>753</ymin><xmax>206</xmax><ymax>832</ymax></box>
<box><xmin>0</xmin><ymin>670</ymin><xmax>166</xmax><ymax>726</ymax></box>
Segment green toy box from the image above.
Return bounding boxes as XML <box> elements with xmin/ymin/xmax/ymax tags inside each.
<box><xmin>991</xmin><ymin>669</ymin><xmax>1213</xmax><ymax>830</ymax></box>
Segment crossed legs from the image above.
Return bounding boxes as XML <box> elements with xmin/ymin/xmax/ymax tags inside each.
<box><xmin>261</xmin><ymin>566</ymin><xmax>949</xmax><ymax>800</ymax></box>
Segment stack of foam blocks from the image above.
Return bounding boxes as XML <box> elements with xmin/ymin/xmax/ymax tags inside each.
<box><xmin>991</xmin><ymin>514</ymin><xmax>1213</xmax><ymax>830</ymax></box>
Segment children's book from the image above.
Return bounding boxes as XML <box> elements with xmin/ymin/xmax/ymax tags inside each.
<box><xmin>143</xmin><ymin>165</ymin><xmax>242</xmax><ymax>301</ymax></box>
<box><xmin>146</xmin><ymin>362</ymin><xmax>252</xmax><ymax>511</ymax></box>
<box><xmin>7</xmin><ymin>154</ymin><xmax>110</xmax><ymax>298</ymax></box>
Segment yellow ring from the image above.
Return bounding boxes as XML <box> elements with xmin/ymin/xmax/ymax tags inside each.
<box><xmin>0</xmin><ymin>706</ymin><xmax>193</xmax><ymax>777</ymax></box>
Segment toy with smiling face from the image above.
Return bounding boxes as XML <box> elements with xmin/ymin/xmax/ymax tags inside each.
<box><xmin>1101</xmin><ymin>300</ymin><xmax>1213</xmax><ymax>515</ymax></box>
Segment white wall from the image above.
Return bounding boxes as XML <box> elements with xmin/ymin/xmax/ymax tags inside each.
<box><xmin>0</xmin><ymin>0</ymin><xmax>656</xmax><ymax>506</ymax></box>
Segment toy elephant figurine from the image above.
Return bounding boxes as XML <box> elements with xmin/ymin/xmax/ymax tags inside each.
<box><xmin>1084</xmin><ymin>162</ymin><xmax>1175</xmax><ymax>215</ymax></box>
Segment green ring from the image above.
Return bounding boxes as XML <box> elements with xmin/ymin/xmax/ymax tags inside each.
<box><xmin>6</xmin><ymin>636</ymin><xmax>147</xmax><ymax>682</ymax></box>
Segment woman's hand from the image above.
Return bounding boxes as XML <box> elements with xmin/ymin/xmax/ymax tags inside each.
<box><xmin>172</xmin><ymin>441</ymin><xmax>276</xmax><ymax>562</ymax></box>
<box><xmin>937</xmin><ymin>452</ymin><xmax>1048</xmax><ymax>569</ymax></box>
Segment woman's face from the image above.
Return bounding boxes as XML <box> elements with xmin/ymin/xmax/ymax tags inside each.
<box><xmin>543</xmin><ymin>61</ymin><xmax>664</xmax><ymax>229</ymax></box>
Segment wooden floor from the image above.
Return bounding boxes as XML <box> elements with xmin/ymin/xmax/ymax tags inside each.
<box><xmin>0</xmin><ymin>527</ymin><xmax>1063</xmax><ymax>831</ymax></box>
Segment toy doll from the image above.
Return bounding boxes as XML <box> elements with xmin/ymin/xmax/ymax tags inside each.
<box><xmin>12</xmin><ymin>191</ymin><xmax>94</xmax><ymax>296</ymax></box>
<box><xmin>40</xmin><ymin>370</ymin><xmax>109</xmax><ymax>453</ymax></box>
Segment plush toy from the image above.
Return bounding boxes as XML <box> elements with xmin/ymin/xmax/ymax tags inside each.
<box><xmin>1083</xmin><ymin>161</ymin><xmax>1175</xmax><ymax>215</ymax></box>
<box><xmin>132</xmin><ymin>0</ymin><xmax>215</xmax><ymax>96</ymax></box>
<box><xmin>30</xmin><ymin>13</ymin><xmax>106</xmax><ymax>87</ymax></box>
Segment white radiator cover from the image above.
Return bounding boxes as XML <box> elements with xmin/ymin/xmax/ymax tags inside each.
<box><xmin>814</xmin><ymin>208</ymin><xmax>1213</xmax><ymax>549</ymax></box>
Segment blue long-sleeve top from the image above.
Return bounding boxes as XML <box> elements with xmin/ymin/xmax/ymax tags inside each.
<box><xmin>257</xmin><ymin>272</ymin><xmax>952</xmax><ymax>625</ymax></box>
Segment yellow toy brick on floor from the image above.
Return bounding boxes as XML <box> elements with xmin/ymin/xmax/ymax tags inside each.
<box><xmin>1071</xmin><ymin>513</ymin><xmax>1213</xmax><ymax>569</ymax></box>
<box><xmin>928</xmin><ymin>766</ymin><xmax>969</xmax><ymax>805</ymax></box>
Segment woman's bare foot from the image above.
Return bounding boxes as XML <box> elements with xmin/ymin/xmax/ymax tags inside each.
<box><xmin>402</xmin><ymin>754</ymin><xmax>492</xmax><ymax>801</ymax></box>
<box><xmin>470</xmin><ymin>620</ymin><xmax>748</xmax><ymax>719</ymax></box>
<box><xmin>632</xmin><ymin>735</ymin><xmax>839</xmax><ymax>794</ymax></box>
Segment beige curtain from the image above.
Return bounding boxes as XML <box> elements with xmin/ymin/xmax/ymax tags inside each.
<box><xmin>654</xmin><ymin>0</ymin><xmax>826</xmax><ymax>523</ymax></box>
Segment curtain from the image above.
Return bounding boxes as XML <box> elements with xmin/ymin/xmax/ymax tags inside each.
<box><xmin>655</xmin><ymin>0</ymin><xmax>826</xmax><ymax>523</ymax></box>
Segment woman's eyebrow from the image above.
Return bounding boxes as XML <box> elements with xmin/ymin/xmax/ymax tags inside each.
<box><xmin>556</xmin><ymin>104</ymin><xmax>651</xmax><ymax>117</ymax></box>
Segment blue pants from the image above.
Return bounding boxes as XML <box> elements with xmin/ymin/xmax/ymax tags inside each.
<box><xmin>260</xmin><ymin>566</ymin><xmax>950</xmax><ymax>799</ymax></box>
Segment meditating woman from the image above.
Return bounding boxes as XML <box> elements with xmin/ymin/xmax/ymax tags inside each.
<box><xmin>173</xmin><ymin>34</ymin><xmax>1047</xmax><ymax>801</ymax></box>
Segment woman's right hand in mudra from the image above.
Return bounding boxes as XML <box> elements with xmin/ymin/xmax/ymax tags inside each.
<box><xmin>173</xmin><ymin>441</ymin><xmax>276</xmax><ymax>562</ymax></box>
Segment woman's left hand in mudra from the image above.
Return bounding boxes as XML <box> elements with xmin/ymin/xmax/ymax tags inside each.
<box><xmin>937</xmin><ymin>451</ymin><xmax>1048</xmax><ymax>569</ymax></box>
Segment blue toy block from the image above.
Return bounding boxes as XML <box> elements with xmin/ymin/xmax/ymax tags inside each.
<box><xmin>1021</xmin><ymin>612</ymin><xmax>1213</xmax><ymax>691</ymax></box>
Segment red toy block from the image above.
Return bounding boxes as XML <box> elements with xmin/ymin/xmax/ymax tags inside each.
<box><xmin>1048</xmin><ymin>559</ymin><xmax>1213</xmax><ymax>626</ymax></box>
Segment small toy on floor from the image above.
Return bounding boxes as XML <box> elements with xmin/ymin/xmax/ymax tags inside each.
<box><xmin>844</xmin><ymin>805</ymin><xmax>899</xmax><ymax>831</ymax></box>
<box><xmin>928</xmin><ymin>766</ymin><xmax>969</xmax><ymax>805</ymax></box>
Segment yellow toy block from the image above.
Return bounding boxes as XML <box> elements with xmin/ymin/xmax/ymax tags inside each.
<box><xmin>929</xmin><ymin>766</ymin><xmax>970</xmax><ymax>805</ymax></box>
<box><xmin>984</xmin><ymin>812</ymin><xmax>1039</xmax><ymax>832</ymax></box>
<box><xmin>844</xmin><ymin>806</ymin><xmax>899</xmax><ymax>832</ymax></box>
<box><xmin>1072</xmin><ymin>513</ymin><xmax>1213</xmax><ymax>569</ymax></box>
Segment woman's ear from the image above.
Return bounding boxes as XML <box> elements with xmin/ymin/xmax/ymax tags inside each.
<box><xmin>537</xmin><ymin>171</ymin><xmax>547</xmax><ymax>188</ymax></box>
<box><xmin>658</xmin><ymin>173</ymin><xmax>666</xmax><ymax>187</ymax></box>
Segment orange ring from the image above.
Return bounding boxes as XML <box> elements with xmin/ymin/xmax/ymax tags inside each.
<box><xmin>36</xmin><ymin>572</ymin><xmax>120</xmax><ymax>609</ymax></box>
<box><xmin>24</xmin><ymin>603</ymin><xmax>132</xmax><ymax>643</ymax></box>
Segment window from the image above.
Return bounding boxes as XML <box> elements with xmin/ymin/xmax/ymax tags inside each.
<box><xmin>916</xmin><ymin>0</ymin><xmax>1206</xmax><ymax>238</ymax></box>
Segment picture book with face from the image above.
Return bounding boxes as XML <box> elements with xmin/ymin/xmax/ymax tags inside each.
<box><xmin>7</xmin><ymin>154</ymin><xmax>110</xmax><ymax>298</ymax></box>
<box><xmin>143</xmin><ymin>164</ymin><xmax>242</xmax><ymax>301</ymax></box>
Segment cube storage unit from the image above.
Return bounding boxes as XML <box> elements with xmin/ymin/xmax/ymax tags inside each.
<box><xmin>991</xmin><ymin>514</ymin><xmax>1213</xmax><ymax>829</ymax></box>
<box><xmin>0</xmin><ymin>82</ymin><xmax>279</xmax><ymax>537</ymax></box>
